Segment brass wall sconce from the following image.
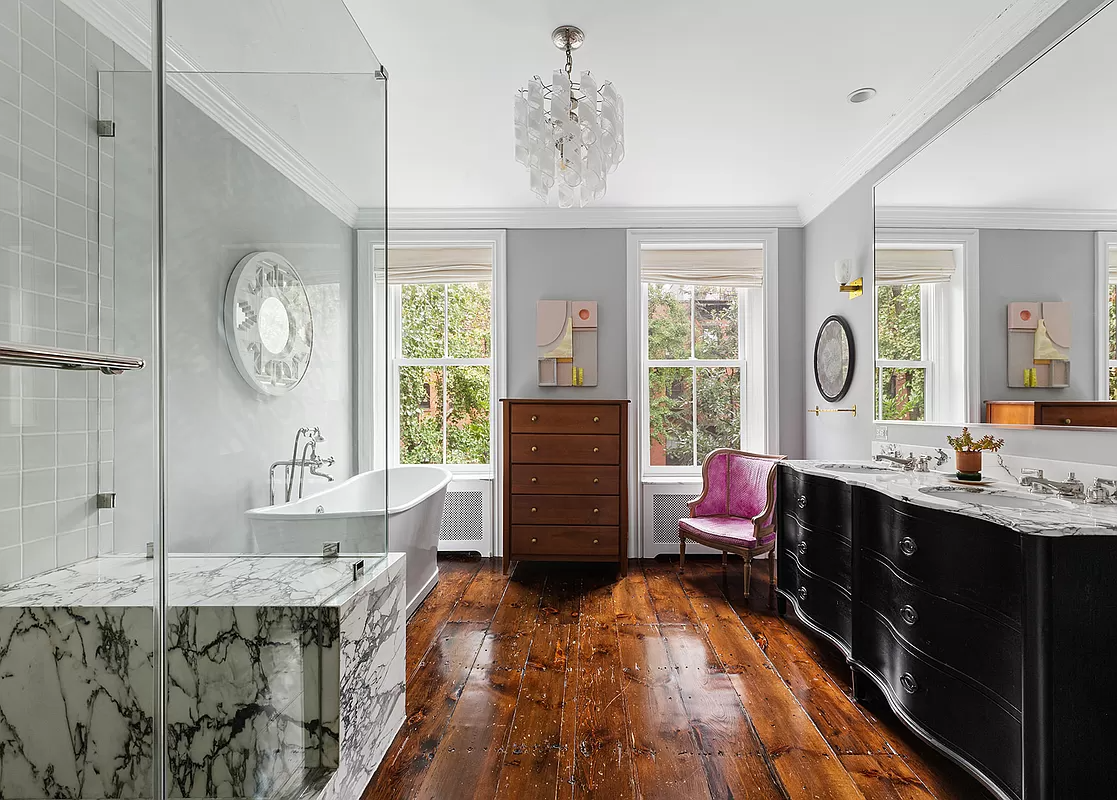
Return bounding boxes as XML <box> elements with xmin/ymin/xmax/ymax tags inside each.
<box><xmin>835</xmin><ymin>259</ymin><xmax>863</xmax><ymax>299</ymax></box>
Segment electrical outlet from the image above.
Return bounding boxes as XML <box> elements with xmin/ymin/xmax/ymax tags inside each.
<box><xmin>875</xmin><ymin>426</ymin><xmax>889</xmax><ymax>440</ymax></box>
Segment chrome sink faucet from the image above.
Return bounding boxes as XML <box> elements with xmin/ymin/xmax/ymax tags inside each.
<box><xmin>1086</xmin><ymin>478</ymin><xmax>1117</xmax><ymax>505</ymax></box>
<box><xmin>874</xmin><ymin>452</ymin><xmax>917</xmax><ymax>471</ymax></box>
<box><xmin>1020</xmin><ymin>469</ymin><xmax>1085</xmax><ymax>499</ymax></box>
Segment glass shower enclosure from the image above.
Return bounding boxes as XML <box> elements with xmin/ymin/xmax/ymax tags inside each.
<box><xmin>0</xmin><ymin>0</ymin><xmax>389</xmax><ymax>797</ymax></box>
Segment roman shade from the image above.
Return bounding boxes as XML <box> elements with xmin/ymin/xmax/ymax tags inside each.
<box><xmin>875</xmin><ymin>248</ymin><xmax>956</xmax><ymax>285</ymax></box>
<box><xmin>639</xmin><ymin>247</ymin><xmax>764</xmax><ymax>288</ymax></box>
<box><xmin>374</xmin><ymin>246</ymin><xmax>493</xmax><ymax>284</ymax></box>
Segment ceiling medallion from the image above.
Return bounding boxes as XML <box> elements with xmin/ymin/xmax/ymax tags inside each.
<box><xmin>514</xmin><ymin>25</ymin><xmax>625</xmax><ymax>208</ymax></box>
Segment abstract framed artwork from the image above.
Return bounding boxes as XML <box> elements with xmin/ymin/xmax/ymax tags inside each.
<box><xmin>1007</xmin><ymin>301</ymin><xmax>1070</xmax><ymax>388</ymax></box>
<box><xmin>537</xmin><ymin>300</ymin><xmax>598</xmax><ymax>386</ymax></box>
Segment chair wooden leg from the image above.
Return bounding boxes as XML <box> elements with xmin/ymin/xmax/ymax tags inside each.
<box><xmin>767</xmin><ymin>551</ymin><xmax>776</xmax><ymax>610</ymax></box>
<box><xmin>743</xmin><ymin>556</ymin><xmax>752</xmax><ymax>599</ymax></box>
<box><xmin>679</xmin><ymin>536</ymin><xmax>686</xmax><ymax>572</ymax></box>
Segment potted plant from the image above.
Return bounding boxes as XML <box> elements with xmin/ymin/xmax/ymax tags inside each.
<box><xmin>946</xmin><ymin>428</ymin><xmax>1006</xmax><ymax>481</ymax></box>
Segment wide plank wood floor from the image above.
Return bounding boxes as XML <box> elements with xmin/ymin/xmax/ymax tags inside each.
<box><xmin>362</xmin><ymin>554</ymin><xmax>993</xmax><ymax>800</ymax></box>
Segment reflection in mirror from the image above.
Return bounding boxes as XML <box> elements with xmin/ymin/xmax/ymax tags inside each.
<box><xmin>874</xmin><ymin>0</ymin><xmax>1117</xmax><ymax>428</ymax></box>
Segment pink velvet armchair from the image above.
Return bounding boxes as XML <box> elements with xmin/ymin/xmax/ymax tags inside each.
<box><xmin>678</xmin><ymin>449</ymin><xmax>786</xmax><ymax>606</ymax></box>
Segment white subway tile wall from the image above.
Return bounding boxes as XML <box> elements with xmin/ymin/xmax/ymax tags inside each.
<box><xmin>0</xmin><ymin>0</ymin><xmax>114</xmax><ymax>582</ymax></box>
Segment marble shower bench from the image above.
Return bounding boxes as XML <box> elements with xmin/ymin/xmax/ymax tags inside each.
<box><xmin>0</xmin><ymin>553</ymin><xmax>406</xmax><ymax>800</ymax></box>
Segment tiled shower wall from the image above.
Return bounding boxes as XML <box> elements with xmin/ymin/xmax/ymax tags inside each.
<box><xmin>0</xmin><ymin>0</ymin><xmax>116</xmax><ymax>583</ymax></box>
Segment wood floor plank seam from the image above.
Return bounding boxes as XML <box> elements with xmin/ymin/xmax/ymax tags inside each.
<box><xmin>406</xmin><ymin>559</ymin><xmax>485</xmax><ymax>682</ymax></box>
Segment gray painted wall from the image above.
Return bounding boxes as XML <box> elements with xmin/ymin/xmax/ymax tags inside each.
<box><xmin>980</xmin><ymin>229</ymin><xmax>1097</xmax><ymax>402</ymax></box>
<box><xmin>504</xmin><ymin>226</ymin><xmax>806</xmax><ymax>457</ymax></box>
<box><xmin>804</xmin><ymin>0</ymin><xmax>1107</xmax><ymax>461</ymax></box>
<box><xmin>114</xmin><ymin>82</ymin><xmax>356</xmax><ymax>555</ymax></box>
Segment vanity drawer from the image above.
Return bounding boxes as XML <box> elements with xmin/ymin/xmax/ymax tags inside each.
<box><xmin>510</xmin><ymin>434</ymin><xmax>619</xmax><ymax>465</ymax></box>
<box><xmin>511</xmin><ymin>495</ymin><xmax>619</xmax><ymax>526</ymax></box>
<box><xmin>784</xmin><ymin>555</ymin><xmax>852</xmax><ymax>650</ymax></box>
<box><xmin>860</xmin><ymin>552</ymin><xmax>1022</xmax><ymax>710</ymax></box>
<box><xmin>856</xmin><ymin>611</ymin><xmax>1022</xmax><ymax>800</ymax></box>
<box><xmin>859</xmin><ymin>492</ymin><xmax>1023</xmax><ymax>626</ymax></box>
<box><xmin>510</xmin><ymin>403</ymin><xmax>621</xmax><ymax>434</ymax></box>
<box><xmin>781</xmin><ymin>513</ymin><xmax>851</xmax><ymax>591</ymax></box>
<box><xmin>510</xmin><ymin>465</ymin><xmax>619</xmax><ymax>495</ymax></box>
<box><xmin>511</xmin><ymin>526</ymin><xmax>619</xmax><ymax>555</ymax></box>
<box><xmin>780</xmin><ymin>467</ymin><xmax>850</xmax><ymax>540</ymax></box>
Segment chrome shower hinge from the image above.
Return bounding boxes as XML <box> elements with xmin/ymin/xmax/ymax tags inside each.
<box><xmin>96</xmin><ymin>120</ymin><xmax>115</xmax><ymax>137</ymax></box>
<box><xmin>323</xmin><ymin>542</ymin><xmax>340</xmax><ymax>559</ymax></box>
<box><xmin>352</xmin><ymin>559</ymin><xmax>365</xmax><ymax>581</ymax></box>
<box><xmin>96</xmin><ymin>491</ymin><xmax>116</xmax><ymax>509</ymax></box>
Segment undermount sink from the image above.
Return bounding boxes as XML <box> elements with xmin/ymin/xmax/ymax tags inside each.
<box><xmin>917</xmin><ymin>485</ymin><xmax>1072</xmax><ymax>510</ymax></box>
<box><xmin>818</xmin><ymin>463</ymin><xmax>898</xmax><ymax>474</ymax></box>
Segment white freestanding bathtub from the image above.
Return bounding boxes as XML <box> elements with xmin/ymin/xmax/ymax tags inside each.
<box><xmin>246</xmin><ymin>465</ymin><xmax>451</xmax><ymax>617</ymax></box>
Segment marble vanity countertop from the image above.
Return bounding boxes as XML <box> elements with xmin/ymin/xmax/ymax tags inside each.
<box><xmin>787</xmin><ymin>460</ymin><xmax>1117</xmax><ymax>536</ymax></box>
<box><xmin>0</xmin><ymin>552</ymin><xmax>402</xmax><ymax>608</ymax></box>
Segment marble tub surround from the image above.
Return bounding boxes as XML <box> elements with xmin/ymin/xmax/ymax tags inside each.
<box><xmin>792</xmin><ymin>460</ymin><xmax>1117</xmax><ymax>535</ymax></box>
<box><xmin>0</xmin><ymin>553</ymin><xmax>406</xmax><ymax>799</ymax></box>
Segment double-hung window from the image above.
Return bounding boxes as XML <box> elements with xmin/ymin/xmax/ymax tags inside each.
<box><xmin>381</xmin><ymin>246</ymin><xmax>496</xmax><ymax>471</ymax></box>
<box><xmin>1107</xmin><ymin>246</ymin><xmax>1117</xmax><ymax>400</ymax></box>
<box><xmin>635</xmin><ymin>240</ymin><xmax>770</xmax><ymax>476</ymax></box>
<box><xmin>875</xmin><ymin>244</ymin><xmax>965</xmax><ymax>422</ymax></box>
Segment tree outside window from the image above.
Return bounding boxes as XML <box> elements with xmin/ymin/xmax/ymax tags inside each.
<box><xmin>876</xmin><ymin>283</ymin><xmax>927</xmax><ymax>421</ymax></box>
<box><xmin>1109</xmin><ymin>283</ymin><xmax>1116</xmax><ymax>400</ymax></box>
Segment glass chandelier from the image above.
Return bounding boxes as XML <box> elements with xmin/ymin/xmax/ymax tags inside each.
<box><xmin>514</xmin><ymin>26</ymin><xmax>625</xmax><ymax>208</ymax></box>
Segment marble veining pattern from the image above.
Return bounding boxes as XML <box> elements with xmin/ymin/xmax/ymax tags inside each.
<box><xmin>791</xmin><ymin>460</ymin><xmax>1117</xmax><ymax>535</ymax></box>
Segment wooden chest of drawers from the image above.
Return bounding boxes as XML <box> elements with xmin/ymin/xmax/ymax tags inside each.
<box><xmin>501</xmin><ymin>399</ymin><xmax>629</xmax><ymax>574</ymax></box>
<box><xmin>985</xmin><ymin>400</ymin><xmax>1117</xmax><ymax>428</ymax></box>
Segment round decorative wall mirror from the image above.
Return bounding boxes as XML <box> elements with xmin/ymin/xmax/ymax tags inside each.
<box><xmin>223</xmin><ymin>251</ymin><xmax>314</xmax><ymax>396</ymax></box>
<box><xmin>814</xmin><ymin>315</ymin><xmax>855</xmax><ymax>402</ymax></box>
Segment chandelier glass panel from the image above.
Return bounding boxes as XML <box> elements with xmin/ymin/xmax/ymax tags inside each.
<box><xmin>514</xmin><ymin>26</ymin><xmax>624</xmax><ymax>208</ymax></box>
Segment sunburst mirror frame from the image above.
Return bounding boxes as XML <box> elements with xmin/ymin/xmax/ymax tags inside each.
<box><xmin>223</xmin><ymin>251</ymin><xmax>314</xmax><ymax>396</ymax></box>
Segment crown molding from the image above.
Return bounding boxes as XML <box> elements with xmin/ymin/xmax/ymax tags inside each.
<box><xmin>876</xmin><ymin>205</ymin><xmax>1117</xmax><ymax>230</ymax></box>
<box><xmin>68</xmin><ymin>0</ymin><xmax>360</xmax><ymax>226</ymax></box>
<box><xmin>799</xmin><ymin>0</ymin><xmax>1065</xmax><ymax>224</ymax></box>
<box><xmin>354</xmin><ymin>206</ymin><xmax>804</xmax><ymax>230</ymax></box>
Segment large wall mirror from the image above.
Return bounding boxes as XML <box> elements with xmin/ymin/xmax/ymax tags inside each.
<box><xmin>873</xmin><ymin>0</ymin><xmax>1117</xmax><ymax>430</ymax></box>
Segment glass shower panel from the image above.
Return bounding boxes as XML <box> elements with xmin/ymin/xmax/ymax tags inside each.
<box><xmin>0</xmin><ymin>1</ymin><xmax>158</xmax><ymax>798</ymax></box>
<box><xmin>155</xmin><ymin>1</ymin><xmax>390</xmax><ymax>795</ymax></box>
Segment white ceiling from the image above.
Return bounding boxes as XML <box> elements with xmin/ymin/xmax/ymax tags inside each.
<box><xmin>342</xmin><ymin>0</ymin><xmax>1047</xmax><ymax>214</ymax></box>
<box><xmin>877</xmin><ymin>1</ymin><xmax>1117</xmax><ymax>211</ymax></box>
<box><xmin>77</xmin><ymin>0</ymin><xmax>1071</xmax><ymax>220</ymax></box>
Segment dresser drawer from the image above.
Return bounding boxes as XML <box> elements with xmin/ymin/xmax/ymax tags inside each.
<box><xmin>856</xmin><ymin>611</ymin><xmax>1022</xmax><ymax>800</ymax></box>
<box><xmin>783</xmin><ymin>555</ymin><xmax>852</xmax><ymax>650</ymax></box>
<box><xmin>510</xmin><ymin>465</ymin><xmax>619</xmax><ymax>495</ymax></box>
<box><xmin>780</xmin><ymin>513</ymin><xmax>851</xmax><ymax>592</ymax></box>
<box><xmin>511</xmin><ymin>495</ymin><xmax>619</xmax><ymax>526</ymax></box>
<box><xmin>1037</xmin><ymin>403</ymin><xmax>1117</xmax><ymax>428</ymax></box>
<box><xmin>510</xmin><ymin>403</ymin><xmax>621</xmax><ymax>434</ymax></box>
<box><xmin>511</xmin><ymin>526</ymin><xmax>618</xmax><ymax>555</ymax></box>
<box><xmin>510</xmin><ymin>434</ymin><xmax>619</xmax><ymax>465</ymax></box>
<box><xmin>859</xmin><ymin>492</ymin><xmax>1022</xmax><ymax>625</ymax></box>
<box><xmin>780</xmin><ymin>467</ymin><xmax>850</xmax><ymax>541</ymax></box>
<box><xmin>860</xmin><ymin>553</ymin><xmax>1021</xmax><ymax>710</ymax></box>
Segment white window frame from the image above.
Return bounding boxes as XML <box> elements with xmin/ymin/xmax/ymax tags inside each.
<box><xmin>626</xmin><ymin>229</ymin><xmax>779</xmax><ymax>485</ymax></box>
<box><xmin>356</xmin><ymin>229</ymin><xmax>507</xmax><ymax>480</ymax></box>
<box><xmin>874</xmin><ymin>229</ymin><xmax>978</xmax><ymax>424</ymax></box>
<box><xmin>1095</xmin><ymin>233</ymin><xmax>1117</xmax><ymax>401</ymax></box>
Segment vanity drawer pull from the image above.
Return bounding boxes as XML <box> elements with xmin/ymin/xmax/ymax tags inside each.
<box><xmin>797</xmin><ymin>541</ymin><xmax>807</xmax><ymax>556</ymax></box>
<box><xmin>900</xmin><ymin>604</ymin><xmax>919</xmax><ymax>625</ymax></box>
<box><xmin>531</xmin><ymin>446</ymin><xmax>538</xmax><ymax>452</ymax></box>
<box><xmin>900</xmin><ymin>672</ymin><xmax>919</xmax><ymax>694</ymax></box>
<box><xmin>531</xmin><ymin>415</ymin><xmax>538</xmax><ymax>422</ymax></box>
<box><xmin>593</xmin><ymin>416</ymin><xmax>600</xmax><ymax>423</ymax></box>
<box><xmin>796</xmin><ymin>495</ymin><xmax>808</xmax><ymax>509</ymax></box>
<box><xmin>798</xmin><ymin>586</ymin><xmax>808</xmax><ymax>601</ymax></box>
<box><xmin>899</xmin><ymin>536</ymin><xmax>918</xmax><ymax>557</ymax></box>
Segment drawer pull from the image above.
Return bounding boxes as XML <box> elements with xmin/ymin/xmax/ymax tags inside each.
<box><xmin>531</xmin><ymin>446</ymin><xmax>538</xmax><ymax>452</ymax></box>
<box><xmin>593</xmin><ymin>477</ymin><xmax>599</xmax><ymax>484</ymax></box>
<box><xmin>798</xmin><ymin>586</ymin><xmax>808</xmax><ymax>601</ymax></box>
<box><xmin>1063</xmin><ymin>418</ymin><xmax>1072</xmax><ymax>425</ymax></box>
<box><xmin>531</xmin><ymin>477</ymin><xmax>538</xmax><ymax>483</ymax></box>
<box><xmin>796</xmin><ymin>541</ymin><xmax>807</xmax><ymax>556</ymax></box>
<box><xmin>900</xmin><ymin>604</ymin><xmax>919</xmax><ymax>626</ymax></box>
<box><xmin>593</xmin><ymin>416</ymin><xmax>600</xmax><ymax>423</ymax></box>
<box><xmin>899</xmin><ymin>537</ymin><xmax>918</xmax><ymax>557</ymax></box>
<box><xmin>531</xmin><ymin>415</ymin><xmax>538</xmax><ymax>422</ymax></box>
<box><xmin>593</xmin><ymin>508</ymin><xmax>599</xmax><ymax>514</ymax></box>
<box><xmin>531</xmin><ymin>507</ymin><xmax>538</xmax><ymax>513</ymax></box>
<box><xmin>531</xmin><ymin>537</ymin><xmax>537</xmax><ymax>543</ymax></box>
<box><xmin>796</xmin><ymin>495</ymin><xmax>807</xmax><ymax>509</ymax></box>
<box><xmin>593</xmin><ymin>538</ymin><xmax>599</xmax><ymax>544</ymax></box>
<box><xmin>900</xmin><ymin>673</ymin><xmax>919</xmax><ymax>694</ymax></box>
<box><xmin>593</xmin><ymin>447</ymin><xmax>599</xmax><ymax>453</ymax></box>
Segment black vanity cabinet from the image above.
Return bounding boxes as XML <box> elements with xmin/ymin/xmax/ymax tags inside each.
<box><xmin>776</xmin><ymin>463</ymin><xmax>1117</xmax><ymax>800</ymax></box>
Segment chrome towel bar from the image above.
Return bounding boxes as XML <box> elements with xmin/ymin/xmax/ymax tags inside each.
<box><xmin>0</xmin><ymin>342</ymin><xmax>145</xmax><ymax>375</ymax></box>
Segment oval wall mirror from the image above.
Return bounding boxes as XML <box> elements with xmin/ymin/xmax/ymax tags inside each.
<box><xmin>223</xmin><ymin>251</ymin><xmax>314</xmax><ymax>396</ymax></box>
<box><xmin>814</xmin><ymin>315</ymin><xmax>855</xmax><ymax>402</ymax></box>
